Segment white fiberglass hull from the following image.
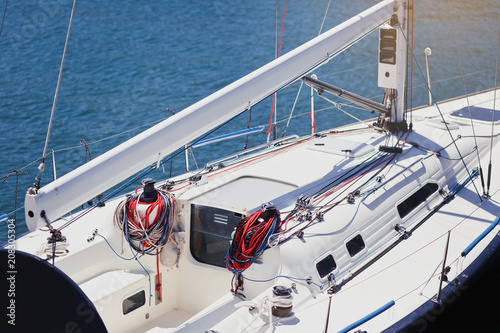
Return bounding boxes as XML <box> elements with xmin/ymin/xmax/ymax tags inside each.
<box><xmin>10</xmin><ymin>88</ymin><xmax>500</xmax><ymax>333</ymax></box>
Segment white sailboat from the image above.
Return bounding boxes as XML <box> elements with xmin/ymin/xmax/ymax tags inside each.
<box><xmin>4</xmin><ymin>0</ymin><xmax>500</xmax><ymax>332</ymax></box>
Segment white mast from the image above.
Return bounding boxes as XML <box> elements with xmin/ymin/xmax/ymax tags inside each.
<box><xmin>377</xmin><ymin>0</ymin><xmax>409</xmax><ymax>129</ymax></box>
<box><xmin>392</xmin><ymin>0</ymin><xmax>409</xmax><ymax>126</ymax></box>
<box><xmin>25</xmin><ymin>0</ymin><xmax>397</xmax><ymax>231</ymax></box>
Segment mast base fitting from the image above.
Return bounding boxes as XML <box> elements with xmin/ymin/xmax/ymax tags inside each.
<box><xmin>384</xmin><ymin>120</ymin><xmax>408</xmax><ymax>133</ymax></box>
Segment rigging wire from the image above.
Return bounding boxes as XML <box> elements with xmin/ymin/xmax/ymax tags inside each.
<box><xmin>3</xmin><ymin>53</ymin><xmax>492</xmax><ymax>183</ymax></box>
<box><xmin>0</xmin><ymin>0</ymin><xmax>7</xmax><ymax>38</ymax></box>
<box><xmin>313</xmin><ymin>153</ymin><xmax>396</xmax><ymax>218</ymax></box>
<box><xmin>0</xmin><ymin>116</ymin><xmax>167</xmax><ymax>181</ymax></box>
<box><xmin>409</xmin><ymin>0</ymin><xmax>414</xmax><ymax>127</ymax></box>
<box><xmin>36</xmin><ymin>0</ymin><xmax>77</xmax><ymax>191</ymax></box>
<box><xmin>487</xmin><ymin>19</ymin><xmax>500</xmax><ymax>196</ymax></box>
<box><xmin>315</xmin><ymin>90</ymin><xmax>368</xmax><ymax>124</ymax></box>
<box><xmin>280</xmin><ymin>46</ymin><xmax>352</xmax><ymax>137</ymax></box>
<box><xmin>318</xmin><ymin>0</ymin><xmax>332</xmax><ymax>36</ymax></box>
<box><xmin>397</xmin><ymin>19</ymin><xmax>483</xmax><ymax>201</ymax></box>
<box><xmin>311</xmin><ymin>150</ymin><xmax>385</xmax><ymax>200</ymax></box>
<box><xmin>267</xmin><ymin>0</ymin><xmax>288</xmax><ymax>142</ymax></box>
<box><xmin>416</xmin><ymin>67</ymin><xmax>495</xmax><ymax>90</ymax></box>
<box><xmin>281</xmin><ymin>81</ymin><xmax>303</xmax><ymax>137</ymax></box>
<box><xmin>447</xmin><ymin>0</ymin><xmax>485</xmax><ymax>195</ymax></box>
<box><xmin>0</xmin><ymin>96</ymin><xmax>362</xmax><ymax>182</ymax></box>
<box><xmin>276</xmin><ymin>146</ymin><xmax>400</xmax><ymax>244</ymax></box>
<box><xmin>48</xmin><ymin>111</ymin><xmax>259</xmax><ymax>231</ymax></box>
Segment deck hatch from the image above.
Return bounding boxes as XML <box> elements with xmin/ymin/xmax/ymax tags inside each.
<box><xmin>449</xmin><ymin>106</ymin><xmax>500</xmax><ymax>124</ymax></box>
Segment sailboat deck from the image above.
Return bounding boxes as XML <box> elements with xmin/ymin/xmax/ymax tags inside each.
<box><xmin>155</xmin><ymin>89</ymin><xmax>500</xmax><ymax>332</ymax></box>
<box><xmin>12</xmin><ymin>88</ymin><xmax>500</xmax><ymax>333</ymax></box>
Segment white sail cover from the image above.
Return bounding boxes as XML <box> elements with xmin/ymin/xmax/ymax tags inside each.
<box><xmin>25</xmin><ymin>0</ymin><xmax>396</xmax><ymax>230</ymax></box>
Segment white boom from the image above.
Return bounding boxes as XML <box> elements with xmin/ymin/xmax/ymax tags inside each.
<box><xmin>25</xmin><ymin>0</ymin><xmax>398</xmax><ymax>231</ymax></box>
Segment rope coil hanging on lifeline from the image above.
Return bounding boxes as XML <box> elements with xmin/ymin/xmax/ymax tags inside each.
<box><xmin>226</xmin><ymin>202</ymin><xmax>281</xmax><ymax>275</ymax></box>
<box><xmin>114</xmin><ymin>178</ymin><xmax>175</xmax><ymax>254</ymax></box>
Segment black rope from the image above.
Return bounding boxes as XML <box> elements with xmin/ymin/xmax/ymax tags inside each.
<box><xmin>80</xmin><ymin>138</ymin><xmax>91</xmax><ymax>163</ymax></box>
<box><xmin>244</xmin><ymin>108</ymin><xmax>252</xmax><ymax>150</ymax></box>
<box><xmin>487</xmin><ymin>21</ymin><xmax>500</xmax><ymax>196</ymax></box>
<box><xmin>312</xmin><ymin>150</ymin><xmax>385</xmax><ymax>200</ymax></box>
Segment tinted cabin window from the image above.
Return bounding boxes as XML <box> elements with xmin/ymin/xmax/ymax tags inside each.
<box><xmin>122</xmin><ymin>290</ymin><xmax>145</xmax><ymax>315</ymax></box>
<box><xmin>190</xmin><ymin>204</ymin><xmax>244</xmax><ymax>267</ymax></box>
<box><xmin>346</xmin><ymin>235</ymin><xmax>365</xmax><ymax>257</ymax></box>
<box><xmin>316</xmin><ymin>254</ymin><xmax>337</xmax><ymax>278</ymax></box>
<box><xmin>397</xmin><ymin>183</ymin><xmax>439</xmax><ymax>219</ymax></box>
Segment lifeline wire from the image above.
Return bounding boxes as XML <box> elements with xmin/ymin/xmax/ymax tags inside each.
<box><xmin>281</xmin><ymin>81</ymin><xmax>303</xmax><ymax>137</ymax></box>
<box><xmin>2</xmin><ymin>169</ymin><xmax>27</xmax><ymax>220</ymax></box>
<box><xmin>267</xmin><ymin>0</ymin><xmax>288</xmax><ymax>140</ymax></box>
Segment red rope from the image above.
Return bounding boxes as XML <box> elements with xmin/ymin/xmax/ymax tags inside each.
<box><xmin>156</xmin><ymin>248</ymin><xmax>162</xmax><ymax>301</ymax></box>
<box><xmin>169</xmin><ymin>182</ymin><xmax>192</xmax><ymax>192</ymax></box>
<box><xmin>126</xmin><ymin>193</ymin><xmax>163</xmax><ymax>230</ymax></box>
<box><xmin>226</xmin><ymin>208</ymin><xmax>281</xmax><ymax>274</ymax></box>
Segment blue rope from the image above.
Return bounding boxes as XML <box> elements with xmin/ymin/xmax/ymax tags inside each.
<box><xmin>96</xmin><ymin>231</ymin><xmax>152</xmax><ymax>305</ymax></box>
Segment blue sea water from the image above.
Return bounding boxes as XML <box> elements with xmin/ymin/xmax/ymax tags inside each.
<box><xmin>0</xmin><ymin>0</ymin><xmax>499</xmax><ymax>329</ymax></box>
